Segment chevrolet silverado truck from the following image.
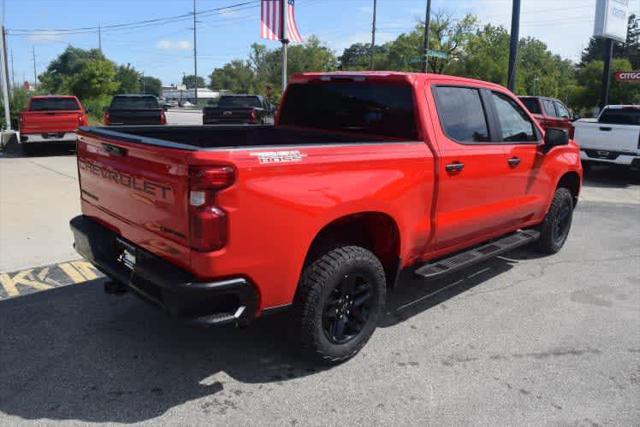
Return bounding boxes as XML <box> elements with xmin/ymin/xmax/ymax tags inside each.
<box><xmin>203</xmin><ymin>95</ymin><xmax>274</xmax><ymax>125</ymax></box>
<box><xmin>573</xmin><ymin>105</ymin><xmax>640</xmax><ymax>171</ymax></box>
<box><xmin>104</xmin><ymin>95</ymin><xmax>167</xmax><ymax>126</ymax></box>
<box><xmin>70</xmin><ymin>72</ymin><xmax>582</xmax><ymax>364</ymax></box>
<box><xmin>19</xmin><ymin>95</ymin><xmax>88</xmax><ymax>154</ymax></box>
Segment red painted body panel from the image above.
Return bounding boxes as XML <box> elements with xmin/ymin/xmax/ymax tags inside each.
<box><xmin>76</xmin><ymin>72</ymin><xmax>582</xmax><ymax>315</ymax></box>
<box><xmin>20</xmin><ymin>96</ymin><xmax>88</xmax><ymax>134</ymax></box>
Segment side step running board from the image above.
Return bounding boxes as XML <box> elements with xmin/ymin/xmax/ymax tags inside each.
<box><xmin>415</xmin><ymin>229</ymin><xmax>540</xmax><ymax>279</ymax></box>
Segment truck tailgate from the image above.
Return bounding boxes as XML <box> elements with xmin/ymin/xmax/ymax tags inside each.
<box><xmin>21</xmin><ymin>111</ymin><xmax>81</xmax><ymax>133</ymax></box>
<box><xmin>77</xmin><ymin>131</ymin><xmax>192</xmax><ymax>266</ymax></box>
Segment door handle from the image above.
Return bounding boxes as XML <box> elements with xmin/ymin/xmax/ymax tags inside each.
<box><xmin>599</xmin><ymin>127</ymin><xmax>612</xmax><ymax>131</ymax></box>
<box><xmin>507</xmin><ymin>156</ymin><xmax>521</xmax><ymax>167</ymax></box>
<box><xmin>445</xmin><ymin>162</ymin><xmax>464</xmax><ymax>173</ymax></box>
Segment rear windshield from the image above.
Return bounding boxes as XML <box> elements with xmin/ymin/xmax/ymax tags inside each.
<box><xmin>30</xmin><ymin>97</ymin><xmax>80</xmax><ymax>111</ymax></box>
<box><xmin>110</xmin><ymin>96</ymin><xmax>159</xmax><ymax>110</ymax></box>
<box><xmin>218</xmin><ymin>96</ymin><xmax>262</xmax><ymax>108</ymax></box>
<box><xmin>519</xmin><ymin>98</ymin><xmax>541</xmax><ymax>114</ymax></box>
<box><xmin>599</xmin><ymin>108</ymin><xmax>640</xmax><ymax>125</ymax></box>
<box><xmin>279</xmin><ymin>82</ymin><xmax>417</xmax><ymax>139</ymax></box>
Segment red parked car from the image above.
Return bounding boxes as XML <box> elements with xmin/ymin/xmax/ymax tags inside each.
<box><xmin>71</xmin><ymin>72</ymin><xmax>582</xmax><ymax>363</ymax></box>
<box><xmin>19</xmin><ymin>95</ymin><xmax>88</xmax><ymax>154</ymax></box>
<box><xmin>519</xmin><ymin>96</ymin><xmax>575</xmax><ymax>138</ymax></box>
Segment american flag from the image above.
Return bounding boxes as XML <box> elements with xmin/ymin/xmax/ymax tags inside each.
<box><xmin>260</xmin><ymin>0</ymin><xmax>303</xmax><ymax>43</ymax></box>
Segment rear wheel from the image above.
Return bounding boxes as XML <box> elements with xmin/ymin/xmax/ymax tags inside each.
<box><xmin>537</xmin><ymin>187</ymin><xmax>574</xmax><ymax>254</ymax></box>
<box><xmin>290</xmin><ymin>246</ymin><xmax>386</xmax><ymax>364</ymax></box>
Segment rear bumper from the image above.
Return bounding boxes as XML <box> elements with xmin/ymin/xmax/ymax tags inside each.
<box><xmin>69</xmin><ymin>215</ymin><xmax>258</xmax><ymax>327</ymax></box>
<box><xmin>20</xmin><ymin>132</ymin><xmax>77</xmax><ymax>143</ymax></box>
<box><xmin>580</xmin><ymin>149</ymin><xmax>640</xmax><ymax>166</ymax></box>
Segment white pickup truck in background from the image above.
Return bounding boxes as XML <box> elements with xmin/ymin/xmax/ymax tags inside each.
<box><xmin>573</xmin><ymin>105</ymin><xmax>640</xmax><ymax>170</ymax></box>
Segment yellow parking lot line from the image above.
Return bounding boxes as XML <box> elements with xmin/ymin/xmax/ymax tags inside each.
<box><xmin>58</xmin><ymin>261</ymin><xmax>98</xmax><ymax>283</ymax></box>
<box><xmin>0</xmin><ymin>270</ymin><xmax>52</xmax><ymax>297</ymax></box>
<box><xmin>58</xmin><ymin>263</ymin><xmax>85</xmax><ymax>284</ymax></box>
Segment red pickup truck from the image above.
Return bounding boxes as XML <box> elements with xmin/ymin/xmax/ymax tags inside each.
<box><xmin>70</xmin><ymin>72</ymin><xmax>582</xmax><ymax>363</ymax></box>
<box><xmin>19</xmin><ymin>96</ymin><xmax>88</xmax><ymax>154</ymax></box>
<box><xmin>519</xmin><ymin>96</ymin><xmax>575</xmax><ymax>138</ymax></box>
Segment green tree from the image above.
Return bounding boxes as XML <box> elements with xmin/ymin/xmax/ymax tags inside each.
<box><xmin>39</xmin><ymin>47</ymin><xmax>106</xmax><ymax>94</ymax></box>
<box><xmin>452</xmin><ymin>24</ymin><xmax>510</xmax><ymax>83</ymax></box>
<box><xmin>572</xmin><ymin>58</ymin><xmax>640</xmax><ymax>112</ymax></box>
<box><xmin>141</xmin><ymin>76</ymin><xmax>162</xmax><ymax>97</ymax></box>
<box><xmin>63</xmin><ymin>59</ymin><xmax>119</xmax><ymax>99</ymax></box>
<box><xmin>209</xmin><ymin>60</ymin><xmax>255</xmax><ymax>93</ymax></box>
<box><xmin>116</xmin><ymin>64</ymin><xmax>141</xmax><ymax>93</ymax></box>
<box><xmin>182</xmin><ymin>74</ymin><xmax>206</xmax><ymax>89</ymax></box>
<box><xmin>338</xmin><ymin>43</ymin><xmax>387</xmax><ymax>70</ymax></box>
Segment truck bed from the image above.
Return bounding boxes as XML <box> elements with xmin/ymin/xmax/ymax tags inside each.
<box><xmin>79</xmin><ymin>125</ymin><xmax>407</xmax><ymax>151</ymax></box>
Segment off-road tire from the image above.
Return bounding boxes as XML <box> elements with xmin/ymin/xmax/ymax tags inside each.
<box><xmin>290</xmin><ymin>246</ymin><xmax>386</xmax><ymax>364</ymax></box>
<box><xmin>537</xmin><ymin>187</ymin><xmax>574</xmax><ymax>254</ymax></box>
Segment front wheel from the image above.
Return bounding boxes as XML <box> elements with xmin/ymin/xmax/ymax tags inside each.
<box><xmin>290</xmin><ymin>246</ymin><xmax>386</xmax><ymax>364</ymax></box>
<box><xmin>536</xmin><ymin>187</ymin><xmax>574</xmax><ymax>254</ymax></box>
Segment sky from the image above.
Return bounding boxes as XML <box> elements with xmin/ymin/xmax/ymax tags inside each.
<box><xmin>2</xmin><ymin>0</ymin><xmax>639</xmax><ymax>87</ymax></box>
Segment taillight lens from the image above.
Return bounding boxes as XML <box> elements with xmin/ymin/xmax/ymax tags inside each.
<box><xmin>188</xmin><ymin>165</ymin><xmax>235</xmax><ymax>252</ymax></box>
<box><xmin>249</xmin><ymin>109</ymin><xmax>257</xmax><ymax>124</ymax></box>
<box><xmin>78</xmin><ymin>114</ymin><xmax>87</xmax><ymax>127</ymax></box>
<box><xmin>160</xmin><ymin>111</ymin><xmax>167</xmax><ymax>125</ymax></box>
<box><xmin>103</xmin><ymin>111</ymin><xmax>110</xmax><ymax>125</ymax></box>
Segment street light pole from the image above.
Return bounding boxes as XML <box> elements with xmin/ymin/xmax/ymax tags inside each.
<box><xmin>507</xmin><ymin>0</ymin><xmax>521</xmax><ymax>92</ymax></box>
<box><xmin>281</xmin><ymin>0</ymin><xmax>289</xmax><ymax>90</ymax></box>
<box><xmin>422</xmin><ymin>0</ymin><xmax>432</xmax><ymax>73</ymax></box>
<box><xmin>193</xmin><ymin>0</ymin><xmax>198</xmax><ymax>104</ymax></box>
<box><xmin>599</xmin><ymin>38</ymin><xmax>614</xmax><ymax>110</ymax></box>
<box><xmin>369</xmin><ymin>0</ymin><xmax>377</xmax><ymax>70</ymax></box>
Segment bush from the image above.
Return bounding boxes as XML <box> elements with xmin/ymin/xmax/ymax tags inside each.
<box><xmin>82</xmin><ymin>95</ymin><xmax>112</xmax><ymax>125</ymax></box>
<box><xmin>0</xmin><ymin>88</ymin><xmax>31</xmax><ymax>130</ymax></box>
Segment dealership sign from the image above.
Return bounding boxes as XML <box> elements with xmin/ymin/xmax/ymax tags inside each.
<box><xmin>615</xmin><ymin>71</ymin><xmax>640</xmax><ymax>82</ymax></box>
<box><xmin>594</xmin><ymin>0</ymin><xmax>631</xmax><ymax>42</ymax></box>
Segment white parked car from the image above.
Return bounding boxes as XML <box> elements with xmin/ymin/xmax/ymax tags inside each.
<box><xmin>573</xmin><ymin>105</ymin><xmax>640</xmax><ymax>170</ymax></box>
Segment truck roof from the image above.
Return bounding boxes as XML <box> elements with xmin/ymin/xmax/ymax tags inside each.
<box><xmin>30</xmin><ymin>95</ymin><xmax>78</xmax><ymax>99</ymax></box>
<box><xmin>290</xmin><ymin>71</ymin><xmax>509</xmax><ymax>92</ymax></box>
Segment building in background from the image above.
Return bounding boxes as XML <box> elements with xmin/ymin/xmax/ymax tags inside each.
<box><xmin>161</xmin><ymin>85</ymin><xmax>222</xmax><ymax>103</ymax></box>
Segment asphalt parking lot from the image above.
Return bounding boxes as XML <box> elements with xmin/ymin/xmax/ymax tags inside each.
<box><xmin>0</xmin><ymin>133</ymin><xmax>639</xmax><ymax>424</ymax></box>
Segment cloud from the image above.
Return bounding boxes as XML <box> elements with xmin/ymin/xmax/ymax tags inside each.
<box><xmin>155</xmin><ymin>39</ymin><xmax>192</xmax><ymax>51</ymax></box>
<box><xmin>27</xmin><ymin>32</ymin><xmax>64</xmax><ymax>44</ymax></box>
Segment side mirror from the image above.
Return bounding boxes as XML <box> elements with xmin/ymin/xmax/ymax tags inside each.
<box><xmin>543</xmin><ymin>128</ymin><xmax>569</xmax><ymax>151</ymax></box>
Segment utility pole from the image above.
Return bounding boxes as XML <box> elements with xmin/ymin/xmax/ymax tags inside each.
<box><xmin>507</xmin><ymin>0</ymin><xmax>521</xmax><ymax>92</ymax></box>
<box><xmin>599</xmin><ymin>38</ymin><xmax>613</xmax><ymax>109</ymax></box>
<box><xmin>422</xmin><ymin>0</ymin><xmax>432</xmax><ymax>73</ymax></box>
<box><xmin>0</xmin><ymin>25</ymin><xmax>11</xmax><ymax>129</ymax></box>
<box><xmin>141</xmin><ymin>71</ymin><xmax>145</xmax><ymax>94</ymax></box>
<box><xmin>98</xmin><ymin>24</ymin><xmax>102</xmax><ymax>52</ymax></box>
<box><xmin>10</xmin><ymin>47</ymin><xmax>14</xmax><ymax>89</ymax></box>
<box><xmin>369</xmin><ymin>0</ymin><xmax>377</xmax><ymax>70</ymax></box>
<box><xmin>281</xmin><ymin>0</ymin><xmax>289</xmax><ymax>90</ymax></box>
<box><xmin>32</xmin><ymin>46</ymin><xmax>37</xmax><ymax>89</ymax></box>
<box><xmin>192</xmin><ymin>0</ymin><xmax>198</xmax><ymax>103</ymax></box>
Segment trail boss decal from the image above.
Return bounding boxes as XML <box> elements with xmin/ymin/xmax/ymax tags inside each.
<box><xmin>250</xmin><ymin>150</ymin><xmax>307</xmax><ymax>164</ymax></box>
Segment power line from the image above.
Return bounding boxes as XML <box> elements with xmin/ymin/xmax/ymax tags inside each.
<box><xmin>6</xmin><ymin>1</ymin><xmax>260</xmax><ymax>35</ymax></box>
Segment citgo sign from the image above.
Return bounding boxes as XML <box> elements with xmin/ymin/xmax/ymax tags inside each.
<box><xmin>615</xmin><ymin>71</ymin><xmax>640</xmax><ymax>82</ymax></box>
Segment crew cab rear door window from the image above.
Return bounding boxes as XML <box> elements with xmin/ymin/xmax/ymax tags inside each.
<box><xmin>30</xmin><ymin>97</ymin><xmax>80</xmax><ymax>111</ymax></box>
<box><xmin>520</xmin><ymin>98</ymin><xmax>542</xmax><ymax>114</ymax></box>
<box><xmin>491</xmin><ymin>92</ymin><xmax>539</xmax><ymax>142</ymax></box>
<box><xmin>554</xmin><ymin>101</ymin><xmax>570</xmax><ymax>118</ymax></box>
<box><xmin>432</xmin><ymin>86</ymin><xmax>490</xmax><ymax>143</ymax></box>
<box><xmin>599</xmin><ymin>108</ymin><xmax>640</xmax><ymax>125</ymax></box>
<box><xmin>279</xmin><ymin>82</ymin><xmax>418</xmax><ymax>139</ymax></box>
<box><xmin>542</xmin><ymin>99</ymin><xmax>557</xmax><ymax>117</ymax></box>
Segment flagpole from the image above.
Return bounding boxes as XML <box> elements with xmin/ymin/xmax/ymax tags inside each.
<box><xmin>281</xmin><ymin>0</ymin><xmax>288</xmax><ymax>91</ymax></box>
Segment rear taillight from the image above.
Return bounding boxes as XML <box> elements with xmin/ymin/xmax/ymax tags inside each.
<box><xmin>249</xmin><ymin>109</ymin><xmax>257</xmax><ymax>124</ymax></box>
<box><xmin>160</xmin><ymin>111</ymin><xmax>167</xmax><ymax>125</ymax></box>
<box><xmin>103</xmin><ymin>111</ymin><xmax>110</xmax><ymax>126</ymax></box>
<box><xmin>188</xmin><ymin>165</ymin><xmax>235</xmax><ymax>252</ymax></box>
<box><xmin>78</xmin><ymin>114</ymin><xmax>88</xmax><ymax>127</ymax></box>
